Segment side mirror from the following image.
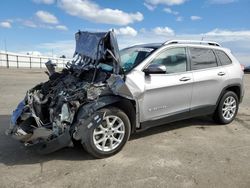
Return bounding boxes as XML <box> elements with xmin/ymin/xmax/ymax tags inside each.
<box><xmin>143</xmin><ymin>64</ymin><xmax>167</xmax><ymax>75</ymax></box>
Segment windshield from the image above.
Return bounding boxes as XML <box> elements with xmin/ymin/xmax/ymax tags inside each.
<box><xmin>120</xmin><ymin>47</ymin><xmax>156</xmax><ymax>73</ymax></box>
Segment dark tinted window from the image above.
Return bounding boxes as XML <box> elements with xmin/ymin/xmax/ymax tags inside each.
<box><xmin>190</xmin><ymin>48</ymin><xmax>217</xmax><ymax>70</ymax></box>
<box><xmin>150</xmin><ymin>48</ymin><xmax>187</xmax><ymax>74</ymax></box>
<box><xmin>215</xmin><ymin>50</ymin><xmax>232</xmax><ymax>65</ymax></box>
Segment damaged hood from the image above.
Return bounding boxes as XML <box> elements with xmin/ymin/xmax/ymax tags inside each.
<box><xmin>74</xmin><ymin>31</ymin><xmax>121</xmax><ymax>74</ymax></box>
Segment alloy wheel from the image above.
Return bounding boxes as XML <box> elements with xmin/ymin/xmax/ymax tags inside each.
<box><xmin>93</xmin><ymin>115</ymin><xmax>125</xmax><ymax>152</ymax></box>
<box><xmin>222</xmin><ymin>96</ymin><xmax>237</xmax><ymax>121</ymax></box>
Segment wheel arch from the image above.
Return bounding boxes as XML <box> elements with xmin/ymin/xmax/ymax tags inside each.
<box><xmin>216</xmin><ymin>84</ymin><xmax>242</xmax><ymax>107</ymax></box>
<box><xmin>74</xmin><ymin>95</ymin><xmax>137</xmax><ymax>134</ymax></box>
<box><xmin>107</xmin><ymin>98</ymin><xmax>137</xmax><ymax>133</ymax></box>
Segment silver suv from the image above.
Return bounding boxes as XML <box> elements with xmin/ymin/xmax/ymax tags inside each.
<box><xmin>8</xmin><ymin>31</ymin><xmax>244</xmax><ymax>158</ymax></box>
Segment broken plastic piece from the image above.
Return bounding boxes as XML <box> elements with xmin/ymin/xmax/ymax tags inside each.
<box><xmin>45</xmin><ymin>60</ymin><xmax>57</xmax><ymax>76</ymax></box>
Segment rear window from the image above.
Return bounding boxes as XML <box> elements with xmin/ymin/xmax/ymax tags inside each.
<box><xmin>215</xmin><ymin>50</ymin><xmax>232</xmax><ymax>65</ymax></box>
<box><xmin>189</xmin><ymin>47</ymin><xmax>218</xmax><ymax>70</ymax></box>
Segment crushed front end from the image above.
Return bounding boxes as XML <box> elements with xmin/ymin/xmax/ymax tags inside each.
<box><xmin>7</xmin><ymin>31</ymin><xmax>132</xmax><ymax>154</ymax></box>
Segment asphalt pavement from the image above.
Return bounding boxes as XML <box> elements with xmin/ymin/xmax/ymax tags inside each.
<box><xmin>0</xmin><ymin>68</ymin><xmax>249</xmax><ymax>188</ymax></box>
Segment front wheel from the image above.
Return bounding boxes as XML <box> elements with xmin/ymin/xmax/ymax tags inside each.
<box><xmin>82</xmin><ymin>107</ymin><xmax>131</xmax><ymax>158</ymax></box>
<box><xmin>213</xmin><ymin>91</ymin><xmax>239</xmax><ymax>124</ymax></box>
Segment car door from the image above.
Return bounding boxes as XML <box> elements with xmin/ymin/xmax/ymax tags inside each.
<box><xmin>139</xmin><ymin>47</ymin><xmax>193</xmax><ymax>123</ymax></box>
<box><xmin>188</xmin><ymin>47</ymin><xmax>228</xmax><ymax>113</ymax></box>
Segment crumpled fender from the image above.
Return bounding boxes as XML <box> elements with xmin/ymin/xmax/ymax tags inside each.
<box><xmin>75</xmin><ymin>95</ymin><xmax>122</xmax><ymax>120</ymax></box>
<box><xmin>72</xmin><ymin>95</ymin><xmax>123</xmax><ymax>141</ymax></box>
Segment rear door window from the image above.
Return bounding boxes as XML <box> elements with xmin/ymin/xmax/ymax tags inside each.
<box><xmin>215</xmin><ymin>50</ymin><xmax>232</xmax><ymax>65</ymax></box>
<box><xmin>189</xmin><ymin>47</ymin><xmax>218</xmax><ymax>70</ymax></box>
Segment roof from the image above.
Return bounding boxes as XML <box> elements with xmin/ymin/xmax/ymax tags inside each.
<box><xmin>124</xmin><ymin>40</ymin><xmax>221</xmax><ymax>50</ymax></box>
<box><xmin>164</xmin><ymin>40</ymin><xmax>221</xmax><ymax>47</ymax></box>
<box><xmin>125</xmin><ymin>43</ymin><xmax>162</xmax><ymax>49</ymax></box>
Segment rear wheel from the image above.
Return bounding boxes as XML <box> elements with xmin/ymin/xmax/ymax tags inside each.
<box><xmin>82</xmin><ymin>107</ymin><xmax>131</xmax><ymax>158</ymax></box>
<box><xmin>214</xmin><ymin>91</ymin><xmax>239</xmax><ymax>124</ymax></box>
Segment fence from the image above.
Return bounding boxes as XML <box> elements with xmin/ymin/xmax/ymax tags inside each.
<box><xmin>0</xmin><ymin>51</ymin><xmax>71</xmax><ymax>69</ymax></box>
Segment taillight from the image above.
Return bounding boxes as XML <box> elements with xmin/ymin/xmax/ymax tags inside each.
<box><xmin>240</xmin><ymin>64</ymin><xmax>245</xmax><ymax>71</ymax></box>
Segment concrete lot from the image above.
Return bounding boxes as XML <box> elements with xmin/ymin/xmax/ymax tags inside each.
<box><xmin>0</xmin><ymin>68</ymin><xmax>249</xmax><ymax>188</ymax></box>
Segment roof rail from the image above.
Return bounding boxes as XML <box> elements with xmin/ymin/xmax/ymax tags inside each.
<box><xmin>163</xmin><ymin>40</ymin><xmax>221</xmax><ymax>47</ymax></box>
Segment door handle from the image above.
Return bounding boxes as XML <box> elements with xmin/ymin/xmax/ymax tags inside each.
<box><xmin>179</xmin><ymin>77</ymin><xmax>191</xmax><ymax>81</ymax></box>
<box><xmin>218</xmin><ymin>72</ymin><xmax>226</xmax><ymax>76</ymax></box>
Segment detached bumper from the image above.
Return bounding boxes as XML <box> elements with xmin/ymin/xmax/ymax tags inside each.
<box><xmin>10</xmin><ymin>100</ymin><xmax>25</xmax><ymax>126</ymax></box>
<box><xmin>25</xmin><ymin>128</ymin><xmax>72</xmax><ymax>154</ymax></box>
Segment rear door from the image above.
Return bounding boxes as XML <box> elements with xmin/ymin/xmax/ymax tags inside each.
<box><xmin>188</xmin><ymin>47</ymin><xmax>228</xmax><ymax>112</ymax></box>
<box><xmin>140</xmin><ymin>47</ymin><xmax>193</xmax><ymax>122</ymax></box>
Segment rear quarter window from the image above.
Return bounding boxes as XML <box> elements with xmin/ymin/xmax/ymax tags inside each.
<box><xmin>189</xmin><ymin>47</ymin><xmax>218</xmax><ymax>70</ymax></box>
<box><xmin>215</xmin><ymin>50</ymin><xmax>232</xmax><ymax>65</ymax></box>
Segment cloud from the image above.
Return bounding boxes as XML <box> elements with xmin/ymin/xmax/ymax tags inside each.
<box><xmin>204</xmin><ymin>29</ymin><xmax>250</xmax><ymax>38</ymax></box>
<box><xmin>117</xmin><ymin>28</ymin><xmax>250</xmax><ymax>65</ymax></box>
<box><xmin>0</xmin><ymin>21</ymin><xmax>12</xmax><ymax>28</ymax></box>
<box><xmin>145</xmin><ymin>0</ymin><xmax>187</xmax><ymax>6</ymax></box>
<box><xmin>38</xmin><ymin>24</ymin><xmax>68</xmax><ymax>31</ymax></box>
<box><xmin>153</xmin><ymin>26</ymin><xmax>175</xmax><ymax>36</ymax></box>
<box><xmin>35</xmin><ymin>10</ymin><xmax>59</xmax><ymax>24</ymax></box>
<box><xmin>144</xmin><ymin>2</ymin><xmax>156</xmax><ymax>11</ymax></box>
<box><xmin>22</xmin><ymin>20</ymin><xmax>37</xmax><ymax>28</ymax></box>
<box><xmin>32</xmin><ymin>28</ymin><xmax>250</xmax><ymax>66</ymax></box>
<box><xmin>208</xmin><ymin>0</ymin><xmax>237</xmax><ymax>4</ymax></box>
<box><xmin>33</xmin><ymin>0</ymin><xmax>55</xmax><ymax>4</ymax></box>
<box><xmin>58</xmin><ymin>0</ymin><xmax>143</xmax><ymax>25</ymax></box>
<box><xmin>190</xmin><ymin>16</ymin><xmax>202</xmax><ymax>21</ymax></box>
<box><xmin>114</xmin><ymin>26</ymin><xmax>138</xmax><ymax>37</ymax></box>
<box><xmin>176</xmin><ymin>16</ymin><xmax>183</xmax><ymax>21</ymax></box>
<box><xmin>55</xmin><ymin>25</ymin><xmax>68</xmax><ymax>31</ymax></box>
<box><xmin>17</xmin><ymin>16</ymin><xmax>67</xmax><ymax>31</ymax></box>
<box><xmin>163</xmin><ymin>7</ymin><xmax>181</xmax><ymax>22</ymax></box>
<box><xmin>37</xmin><ymin>40</ymin><xmax>75</xmax><ymax>57</ymax></box>
<box><xmin>17</xmin><ymin>11</ymin><xmax>67</xmax><ymax>31</ymax></box>
<box><xmin>163</xmin><ymin>7</ymin><xmax>179</xmax><ymax>15</ymax></box>
<box><xmin>24</xmin><ymin>51</ymin><xmax>43</xmax><ymax>56</ymax></box>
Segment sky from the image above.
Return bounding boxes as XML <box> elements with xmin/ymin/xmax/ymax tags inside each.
<box><xmin>0</xmin><ymin>0</ymin><xmax>250</xmax><ymax>65</ymax></box>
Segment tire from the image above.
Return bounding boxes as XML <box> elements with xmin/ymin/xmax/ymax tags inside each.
<box><xmin>72</xmin><ymin>138</ymin><xmax>83</xmax><ymax>148</ymax></box>
<box><xmin>213</xmin><ymin>91</ymin><xmax>239</xmax><ymax>124</ymax></box>
<box><xmin>82</xmin><ymin>107</ymin><xmax>131</xmax><ymax>158</ymax></box>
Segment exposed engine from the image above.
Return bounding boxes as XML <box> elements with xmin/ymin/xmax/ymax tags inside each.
<box><xmin>13</xmin><ymin>64</ymin><xmax>109</xmax><ymax>141</ymax></box>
